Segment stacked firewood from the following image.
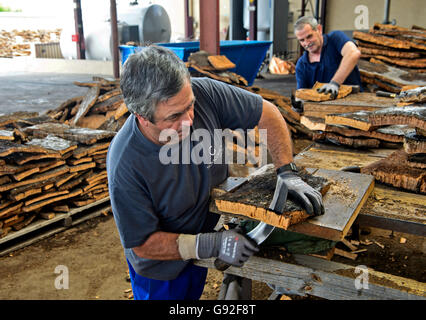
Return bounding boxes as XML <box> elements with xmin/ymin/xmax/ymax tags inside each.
<box><xmin>0</xmin><ymin>111</ymin><xmax>115</xmax><ymax>238</ymax></box>
<box><xmin>353</xmin><ymin>23</ymin><xmax>426</xmax><ymax>92</ymax></box>
<box><xmin>0</xmin><ymin>29</ymin><xmax>62</xmax><ymax>58</ymax></box>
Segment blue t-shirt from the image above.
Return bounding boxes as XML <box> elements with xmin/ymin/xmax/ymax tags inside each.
<box><xmin>106</xmin><ymin>77</ymin><xmax>263</xmax><ymax>280</ymax></box>
<box><xmin>295</xmin><ymin>30</ymin><xmax>362</xmax><ymax>89</ymax></box>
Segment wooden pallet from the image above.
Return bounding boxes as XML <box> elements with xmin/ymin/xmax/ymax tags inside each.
<box><xmin>0</xmin><ymin>197</ymin><xmax>110</xmax><ymax>257</ymax></box>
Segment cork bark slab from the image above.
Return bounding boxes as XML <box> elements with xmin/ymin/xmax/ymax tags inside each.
<box><xmin>0</xmin><ymin>130</ymin><xmax>14</xmax><ymax>141</ymax></box>
<box><xmin>0</xmin><ymin>112</ymin><xmax>39</xmax><ymax>127</ymax></box>
<box><xmin>302</xmin><ymin>92</ymin><xmax>396</xmax><ymax>119</ymax></box>
<box><xmin>359</xmin><ymin>46</ymin><xmax>422</xmax><ymax>59</ymax></box>
<box><xmin>368</xmin><ymin>106</ymin><xmax>426</xmax><ymax>130</ymax></box>
<box><xmin>403</xmin><ymin>131</ymin><xmax>426</xmax><ymax>154</ymax></box>
<box><xmin>318</xmin><ymin>132</ymin><xmax>381</xmax><ymax>148</ymax></box>
<box><xmin>358</xmin><ymin>60</ymin><xmax>426</xmax><ymax>89</ymax></box>
<box><xmin>295</xmin><ymin>82</ymin><xmax>353</xmax><ymax>102</ymax></box>
<box><xmin>23</xmin><ymin>123</ymin><xmax>115</xmax><ymax>145</ymax></box>
<box><xmin>325</xmin><ymin>110</ymin><xmax>374</xmax><ymax>131</ymax></box>
<box><xmin>211</xmin><ymin>165</ymin><xmax>375</xmax><ymax>241</ymax></box>
<box><xmin>207</xmin><ymin>55</ymin><xmax>236</xmax><ymax>71</ymax></box>
<box><xmin>361</xmin><ymin>151</ymin><xmax>426</xmax><ymax>193</ymax></box>
<box><xmin>71</xmin><ymin>85</ymin><xmax>100</xmax><ymax>126</ymax></box>
<box><xmin>25</xmin><ymin>135</ymin><xmax>77</xmax><ymax>155</ymax></box>
<box><xmin>0</xmin><ymin>140</ymin><xmax>58</xmax><ymax>158</ymax></box>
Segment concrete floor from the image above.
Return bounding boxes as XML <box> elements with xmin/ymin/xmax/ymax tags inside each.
<box><xmin>0</xmin><ymin>72</ymin><xmax>111</xmax><ymax>115</ymax></box>
<box><xmin>0</xmin><ymin>71</ymin><xmax>296</xmax><ymax>116</ymax></box>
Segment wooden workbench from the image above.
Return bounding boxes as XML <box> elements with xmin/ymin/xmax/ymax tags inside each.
<box><xmin>198</xmin><ymin>142</ymin><xmax>426</xmax><ymax>300</ymax></box>
<box><xmin>295</xmin><ymin>143</ymin><xmax>426</xmax><ymax>237</ymax></box>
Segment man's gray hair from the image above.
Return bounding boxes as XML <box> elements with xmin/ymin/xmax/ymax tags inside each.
<box><xmin>294</xmin><ymin>16</ymin><xmax>319</xmax><ymax>32</ymax></box>
<box><xmin>120</xmin><ymin>44</ymin><xmax>190</xmax><ymax>122</ymax></box>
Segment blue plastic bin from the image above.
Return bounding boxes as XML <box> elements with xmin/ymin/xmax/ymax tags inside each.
<box><xmin>119</xmin><ymin>40</ymin><xmax>272</xmax><ymax>86</ymax></box>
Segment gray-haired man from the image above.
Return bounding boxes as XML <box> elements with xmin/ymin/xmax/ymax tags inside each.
<box><xmin>107</xmin><ymin>45</ymin><xmax>324</xmax><ymax>300</ymax></box>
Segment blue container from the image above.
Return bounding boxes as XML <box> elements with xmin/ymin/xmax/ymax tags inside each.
<box><xmin>119</xmin><ymin>40</ymin><xmax>272</xmax><ymax>86</ymax></box>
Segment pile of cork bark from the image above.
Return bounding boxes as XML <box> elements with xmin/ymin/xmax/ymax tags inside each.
<box><xmin>0</xmin><ymin>105</ymin><xmax>115</xmax><ymax>237</ymax></box>
<box><xmin>46</xmin><ymin>77</ymin><xmax>129</xmax><ymax>131</ymax></box>
<box><xmin>353</xmin><ymin>23</ymin><xmax>426</xmax><ymax>92</ymax></box>
<box><xmin>0</xmin><ymin>29</ymin><xmax>62</xmax><ymax>58</ymax></box>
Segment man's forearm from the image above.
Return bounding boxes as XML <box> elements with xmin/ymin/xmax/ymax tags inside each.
<box><xmin>332</xmin><ymin>44</ymin><xmax>361</xmax><ymax>85</ymax></box>
<box><xmin>132</xmin><ymin>231</ymin><xmax>182</xmax><ymax>260</ymax></box>
<box><xmin>257</xmin><ymin>100</ymin><xmax>293</xmax><ymax>168</ymax></box>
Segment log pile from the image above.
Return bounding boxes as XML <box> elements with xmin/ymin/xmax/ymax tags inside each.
<box><xmin>0</xmin><ymin>111</ymin><xmax>115</xmax><ymax>238</ymax></box>
<box><xmin>353</xmin><ymin>23</ymin><xmax>426</xmax><ymax>92</ymax></box>
<box><xmin>0</xmin><ymin>29</ymin><xmax>62</xmax><ymax>58</ymax></box>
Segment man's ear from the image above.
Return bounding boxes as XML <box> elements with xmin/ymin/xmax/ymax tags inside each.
<box><xmin>317</xmin><ymin>24</ymin><xmax>323</xmax><ymax>35</ymax></box>
<box><xmin>135</xmin><ymin>113</ymin><xmax>150</xmax><ymax>127</ymax></box>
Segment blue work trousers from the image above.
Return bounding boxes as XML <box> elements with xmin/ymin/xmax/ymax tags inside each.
<box><xmin>127</xmin><ymin>260</ymin><xmax>208</xmax><ymax>300</ymax></box>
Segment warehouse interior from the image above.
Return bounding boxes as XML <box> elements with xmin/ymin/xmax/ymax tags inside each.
<box><xmin>0</xmin><ymin>0</ymin><xmax>425</xmax><ymax>303</ymax></box>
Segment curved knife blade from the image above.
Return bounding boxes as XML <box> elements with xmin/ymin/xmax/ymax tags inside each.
<box><xmin>246</xmin><ymin>180</ymin><xmax>288</xmax><ymax>245</ymax></box>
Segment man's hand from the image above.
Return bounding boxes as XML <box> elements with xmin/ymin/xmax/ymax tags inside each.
<box><xmin>275</xmin><ymin>164</ymin><xmax>324</xmax><ymax>216</ymax></box>
<box><xmin>317</xmin><ymin>80</ymin><xmax>340</xmax><ymax>99</ymax></box>
<box><xmin>196</xmin><ymin>230</ymin><xmax>259</xmax><ymax>267</ymax></box>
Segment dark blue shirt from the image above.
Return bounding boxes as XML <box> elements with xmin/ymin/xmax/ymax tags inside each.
<box><xmin>107</xmin><ymin>77</ymin><xmax>263</xmax><ymax>280</ymax></box>
<box><xmin>295</xmin><ymin>31</ymin><xmax>362</xmax><ymax>89</ymax></box>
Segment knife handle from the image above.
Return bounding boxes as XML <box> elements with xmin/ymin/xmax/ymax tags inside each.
<box><xmin>214</xmin><ymin>258</ymin><xmax>231</xmax><ymax>271</ymax></box>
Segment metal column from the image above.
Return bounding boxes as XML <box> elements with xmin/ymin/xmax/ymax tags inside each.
<box><xmin>199</xmin><ymin>0</ymin><xmax>220</xmax><ymax>55</ymax></box>
<box><xmin>110</xmin><ymin>0</ymin><xmax>120</xmax><ymax>79</ymax></box>
<box><xmin>73</xmin><ymin>0</ymin><xmax>85</xmax><ymax>59</ymax></box>
<box><xmin>248</xmin><ymin>0</ymin><xmax>257</xmax><ymax>40</ymax></box>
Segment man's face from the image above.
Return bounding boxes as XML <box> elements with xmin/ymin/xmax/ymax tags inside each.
<box><xmin>295</xmin><ymin>24</ymin><xmax>323</xmax><ymax>54</ymax></box>
<box><xmin>137</xmin><ymin>80</ymin><xmax>195</xmax><ymax>145</ymax></box>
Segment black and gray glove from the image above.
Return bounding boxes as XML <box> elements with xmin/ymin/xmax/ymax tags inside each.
<box><xmin>196</xmin><ymin>230</ymin><xmax>259</xmax><ymax>267</ymax></box>
<box><xmin>317</xmin><ymin>80</ymin><xmax>340</xmax><ymax>99</ymax></box>
<box><xmin>275</xmin><ymin>163</ymin><xmax>324</xmax><ymax>216</ymax></box>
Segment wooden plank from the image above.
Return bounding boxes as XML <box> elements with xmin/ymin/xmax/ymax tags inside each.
<box><xmin>194</xmin><ymin>255</ymin><xmax>426</xmax><ymax>300</ymax></box>
<box><xmin>286</xmin><ymin>169</ymin><xmax>374</xmax><ymax>240</ymax></box>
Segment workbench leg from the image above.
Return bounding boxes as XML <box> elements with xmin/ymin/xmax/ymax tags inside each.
<box><xmin>218</xmin><ymin>273</ymin><xmax>252</xmax><ymax>300</ymax></box>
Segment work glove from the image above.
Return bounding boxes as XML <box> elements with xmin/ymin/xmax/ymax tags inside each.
<box><xmin>317</xmin><ymin>80</ymin><xmax>340</xmax><ymax>99</ymax></box>
<box><xmin>196</xmin><ymin>230</ymin><xmax>259</xmax><ymax>267</ymax></box>
<box><xmin>291</xmin><ymin>93</ymin><xmax>303</xmax><ymax>113</ymax></box>
<box><xmin>275</xmin><ymin>163</ymin><xmax>324</xmax><ymax>217</ymax></box>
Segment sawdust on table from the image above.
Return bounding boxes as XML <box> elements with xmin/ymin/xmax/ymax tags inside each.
<box><xmin>323</xmin><ymin>179</ymin><xmax>357</xmax><ymax>205</ymax></box>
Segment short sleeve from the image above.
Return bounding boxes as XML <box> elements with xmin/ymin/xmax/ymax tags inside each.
<box><xmin>330</xmin><ymin>31</ymin><xmax>352</xmax><ymax>54</ymax></box>
<box><xmin>109</xmin><ymin>182</ymin><xmax>159</xmax><ymax>249</ymax></box>
<box><xmin>192</xmin><ymin>78</ymin><xmax>263</xmax><ymax>130</ymax></box>
<box><xmin>295</xmin><ymin>58</ymin><xmax>308</xmax><ymax>89</ymax></box>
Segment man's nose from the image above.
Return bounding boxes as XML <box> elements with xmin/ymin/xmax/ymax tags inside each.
<box><xmin>182</xmin><ymin>109</ymin><xmax>193</xmax><ymax>126</ymax></box>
